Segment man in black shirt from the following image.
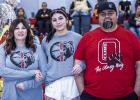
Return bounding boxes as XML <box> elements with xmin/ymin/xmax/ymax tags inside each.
<box><xmin>36</xmin><ymin>2</ymin><xmax>52</xmax><ymax>34</ymax></box>
<box><xmin>118</xmin><ymin>0</ymin><xmax>131</xmax><ymax>25</ymax></box>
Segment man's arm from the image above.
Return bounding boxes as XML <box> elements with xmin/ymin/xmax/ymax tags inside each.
<box><xmin>134</xmin><ymin>61</ymin><xmax>140</xmax><ymax>96</ymax></box>
<box><xmin>74</xmin><ymin>59</ymin><xmax>85</xmax><ymax>94</ymax></box>
<box><xmin>74</xmin><ymin>72</ymin><xmax>84</xmax><ymax>94</ymax></box>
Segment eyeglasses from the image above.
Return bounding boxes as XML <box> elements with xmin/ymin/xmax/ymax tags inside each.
<box><xmin>99</xmin><ymin>11</ymin><xmax>115</xmax><ymax>17</ymax></box>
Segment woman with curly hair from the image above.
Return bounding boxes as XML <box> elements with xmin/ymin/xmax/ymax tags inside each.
<box><xmin>0</xmin><ymin>19</ymin><xmax>47</xmax><ymax>100</ymax></box>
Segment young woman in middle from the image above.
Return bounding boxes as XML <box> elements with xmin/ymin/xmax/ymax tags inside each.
<box><xmin>41</xmin><ymin>8</ymin><xmax>83</xmax><ymax>100</ymax></box>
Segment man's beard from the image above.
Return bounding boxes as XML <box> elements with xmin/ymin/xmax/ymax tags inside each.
<box><xmin>102</xmin><ymin>21</ymin><xmax>113</xmax><ymax>29</ymax></box>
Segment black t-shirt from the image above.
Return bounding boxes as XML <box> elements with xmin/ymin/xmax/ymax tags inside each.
<box><xmin>119</xmin><ymin>1</ymin><xmax>131</xmax><ymax>12</ymax></box>
<box><xmin>35</xmin><ymin>9</ymin><xmax>52</xmax><ymax>21</ymax></box>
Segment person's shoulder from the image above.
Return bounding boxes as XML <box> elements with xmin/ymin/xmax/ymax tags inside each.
<box><xmin>47</xmin><ymin>9</ymin><xmax>52</xmax><ymax>12</ymax></box>
<box><xmin>118</xmin><ymin>25</ymin><xmax>130</xmax><ymax>33</ymax></box>
<box><xmin>0</xmin><ymin>42</ymin><xmax>6</xmax><ymax>53</ymax></box>
<box><xmin>35</xmin><ymin>43</ymin><xmax>41</xmax><ymax>48</ymax></box>
<box><xmin>38</xmin><ymin>9</ymin><xmax>43</xmax><ymax>12</ymax></box>
<box><xmin>69</xmin><ymin>31</ymin><xmax>82</xmax><ymax>37</ymax></box>
<box><xmin>118</xmin><ymin>25</ymin><xmax>136</xmax><ymax>37</ymax></box>
<box><xmin>41</xmin><ymin>36</ymin><xmax>47</xmax><ymax>44</ymax></box>
<box><xmin>84</xmin><ymin>27</ymin><xmax>100</xmax><ymax>36</ymax></box>
<box><xmin>0</xmin><ymin>42</ymin><xmax>5</xmax><ymax>49</ymax></box>
<box><xmin>48</xmin><ymin>9</ymin><xmax>52</xmax><ymax>11</ymax></box>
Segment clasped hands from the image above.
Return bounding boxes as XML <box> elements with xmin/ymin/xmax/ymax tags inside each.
<box><xmin>16</xmin><ymin>70</ymin><xmax>43</xmax><ymax>90</ymax></box>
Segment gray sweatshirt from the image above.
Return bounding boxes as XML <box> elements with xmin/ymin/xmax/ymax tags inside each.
<box><xmin>0</xmin><ymin>44</ymin><xmax>47</xmax><ymax>100</ymax></box>
<box><xmin>41</xmin><ymin>31</ymin><xmax>82</xmax><ymax>85</ymax></box>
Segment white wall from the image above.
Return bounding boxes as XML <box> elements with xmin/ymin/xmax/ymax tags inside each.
<box><xmin>19</xmin><ymin>0</ymin><xmax>39</xmax><ymax>18</ymax></box>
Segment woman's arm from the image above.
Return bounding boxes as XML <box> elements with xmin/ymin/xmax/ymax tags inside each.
<box><xmin>16</xmin><ymin>45</ymin><xmax>47</xmax><ymax>90</ymax></box>
<box><xmin>0</xmin><ymin>45</ymin><xmax>37</xmax><ymax>79</ymax></box>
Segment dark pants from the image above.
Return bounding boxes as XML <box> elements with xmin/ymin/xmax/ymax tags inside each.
<box><xmin>118</xmin><ymin>12</ymin><xmax>131</xmax><ymax>24</ymax></box>
<box><xmin>73</xmin><ymin>15</ymin><xmax>91</xmax><ymax>35</ymax></box>
<box><xmin>36</xmin><ymin>20</ymin><xmax>51</xmax><ymax>34</ymax></box>
<box><xmin>80</xmin><ymin>91</ymin><xmax>138</xmax><ymax>100</ymax></box>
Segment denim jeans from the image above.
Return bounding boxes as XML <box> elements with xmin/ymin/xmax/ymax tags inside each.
<box><xmin>73</xmin><ymin>14</ymin><xmax>91</xmax><ymax>35</ymax></box>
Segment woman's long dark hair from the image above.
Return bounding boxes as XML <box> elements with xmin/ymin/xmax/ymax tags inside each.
<box><xmin>5</xmin><ymin>19</ymin><xmax>36</xmax><ymax>54</ymax></box>
<box><xmin>46</xmin><ymin>8</ymin><xmax>69</xmax><ymax>42</ymax></box>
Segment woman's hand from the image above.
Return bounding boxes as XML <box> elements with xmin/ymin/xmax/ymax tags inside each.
<box><xmin>72</xmin><ymin>64</ymin><xmax>82</xmax><ymax>75</ymax></box>
<box><xmin>35</xmin><ymin>70</ymin><xmax>43</xmax><ymax>81</ymax></box>
<box><xmin>16</xmin><ymin>82</ymin><xmax>24</xmax><ymax>90</ymax></box>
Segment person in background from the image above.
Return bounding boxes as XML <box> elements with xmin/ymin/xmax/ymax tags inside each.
<box><xmin>91</xmin><ymin>0</ymin><xmax>107</xmax><ymax>24</ymax></box>
<box><xmin>69</xmin><ymin>0</ymin><xmax>92</xmax><ymax>35</ymax></box>
<box><xmin>118</xmin><ymin>0</ymin><xmax>132</xmax><ymax>26</ymax></box>
<box><xmin>129</xmin><ymin>4</ymin><xmax>140</xmax><ymax>39</ymax></box>
<box><xmin>41</xmin><ymin>8</ymin><xmax>82</xmax><ymax>100</ymax></box>
<box><xmin>74</xmin><ymin>2</ymin><xmax>140</xmax><ymax>100</ymax></box>
<box><xmin>0</xmin><ymin>0</ymin><xmax>17</xmax><ymax>25</ymax></box>
<box><xmin>35</xmin><ymin>2</ymin><xmax>52</xmax><ymax>35</ymax></box>
<box><xmin>0</xmin><ymin>0</ymin><xmax>17</xmax><ymax>44</ymax></box>
<box><xmin>16</xmin><ymin>7</ymin><xmax>27</xmax><ymax>20</ymax></box>
<box><xmin>0</xmin><ymin>19</ymin><xmax>47</xmax><ymax>100</ymax></box>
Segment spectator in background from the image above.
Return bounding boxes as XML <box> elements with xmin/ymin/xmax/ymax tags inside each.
<box><xmin>118</xmin><ymin>0</ymin><xmax>132</xmax><ymax>25</ymax></box>
<box><xmin>91</xmin><ymin>0</ymin><xmax>107</xmax><ymax>24</ymax></box>
<box><xmin>16</xmin><ymin>7</ymin><xmax>27</xmax><ymax>20</ymax></box>
<box><xmin>0</xmin><ymin>0</ymin><xmax>17</xmax><ymax>45</ymax></box>
<box><xmin>35</xmin><ymin>2</ymin><xmax>52</xmax><ymax>35</ymax></box>
<box><xmin>129</xmin><ymin>4</ymin><xmax>140</xmax><ymax>38</ymax></box>
<box><xmin>0</xmin><ymin>0</ymin><xmax>17</xmax><ymax>25</ymax></box>
<box><xmin>69</xmin><ymin>0</ymin><xmax>92</xmax><ymax>35</ymax></box>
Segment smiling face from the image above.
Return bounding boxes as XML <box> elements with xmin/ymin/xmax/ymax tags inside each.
<box><xmin>14</xmin><ymin>22</ymin><xmax>27</xmax><ymax>42</ymax></box>
<box><xmin>51</xmin><ymin>13</ymin><xmax>68</xmax><ymax>33</ymax></box>
<box><xmin>98</xmin><ymin>9</ymin><xmax>117</xmax><ymax>31</ymax></box>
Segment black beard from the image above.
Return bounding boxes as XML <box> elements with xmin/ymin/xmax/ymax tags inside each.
<box><xmin>103</xmin><ymin>21</ymin><xmax>113</xmax><ymax>29</ymax></box>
